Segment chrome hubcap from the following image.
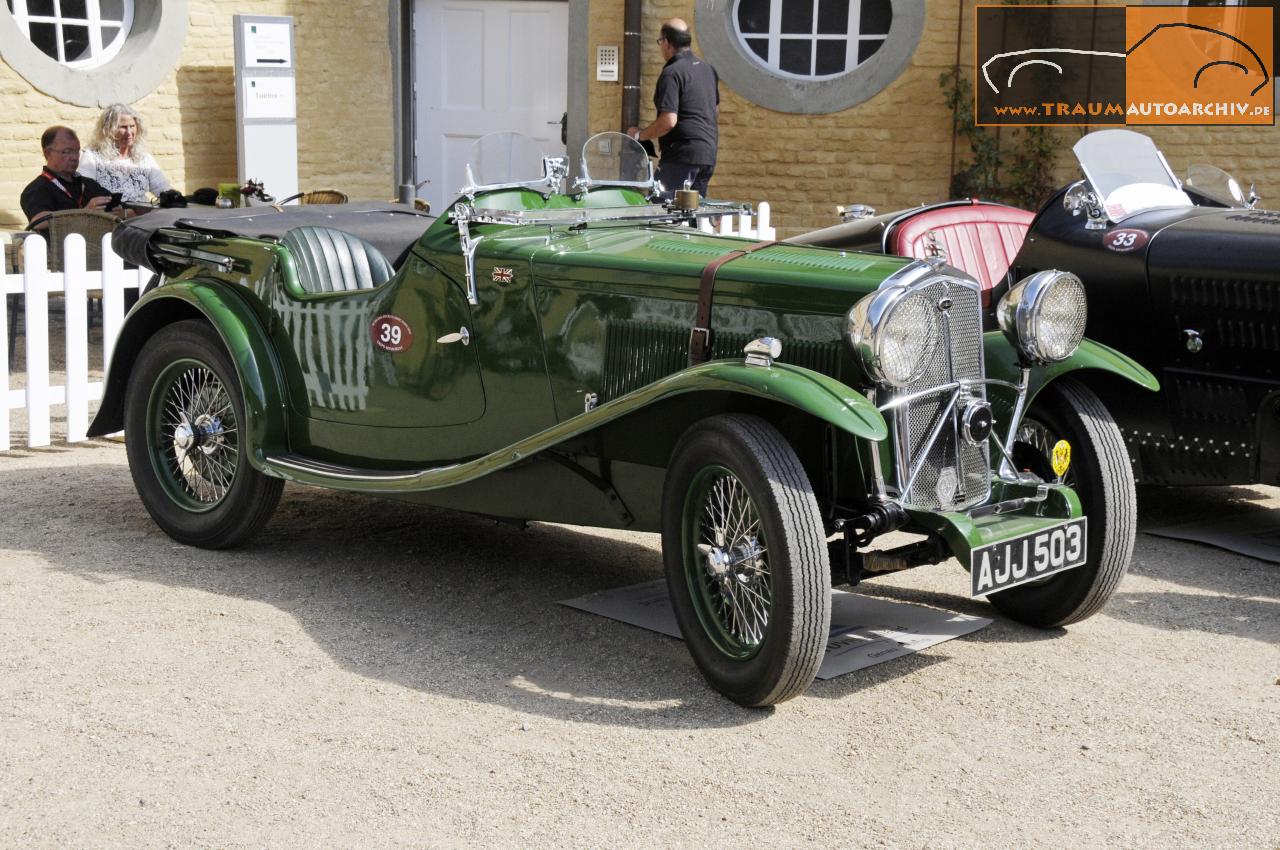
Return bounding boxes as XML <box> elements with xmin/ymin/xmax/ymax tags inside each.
<box><xmin>156</xmin><ymin>365</ymin><xmax>239</xmax><ymax>507</ymax></box>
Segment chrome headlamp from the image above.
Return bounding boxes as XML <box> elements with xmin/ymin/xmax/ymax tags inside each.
<box><xmin>845</xmin><ymin>286</ymin><xmax>942</xmax><ymax>387</ymax></box>
<box><xmin>997</xmin><ymin>270</ymin><xmax>1087</xmax><ymax>364</ymax></box>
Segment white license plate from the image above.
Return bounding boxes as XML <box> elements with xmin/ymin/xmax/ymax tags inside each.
<box><xmin>970</xmin><ymin>518</ymin><xmax>1087</xmax><ymax>597</ymax></box>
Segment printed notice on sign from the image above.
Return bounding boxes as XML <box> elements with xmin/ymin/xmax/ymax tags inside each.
<box><xmin>243</xmin><ymin>21</ymin><xmax>292</xmax><ymax>68</ymax></box>
<box><xmin>244</xmin><ymin>76</ymin><xmax>296</xmax><ymax>120</ymax></box>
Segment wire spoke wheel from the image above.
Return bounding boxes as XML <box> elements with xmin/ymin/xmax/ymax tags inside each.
<box><xmin>661</xmin><ymin>414</ymin><xmax>829</xmax><ymax>707</ymax></box>
<box><xmin>125</xmin><ymin>320</ymin><xmax>282</xmax><ymax>549</ymax></box>
<box><xmin>686</xmin><ymin>465</ymin><xmax>772</xmax><ymax>659</ymax></box>
<box><xmin>150</xmin><ymin>360</ymin><xmax>240</xmax><ymax>510</ymax></box>
<box><xmin>1014</xmin><ymin>417</ymin><xmax>1076</xmax><ymax>488</ymax></box>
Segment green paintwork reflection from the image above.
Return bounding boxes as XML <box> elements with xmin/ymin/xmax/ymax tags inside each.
<box><xmin>271</xmin><ymin>252</ymin><xmax>487</xmax><ymax>428</ymax></box>
<box><xmin>260</xmin><ymin>360</ymin><xmax>886</xmax><ymax>495</ymax></box>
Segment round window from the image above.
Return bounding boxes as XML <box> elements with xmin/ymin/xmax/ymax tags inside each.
<box><xmin>734</xmin><ymin>0</ymin><xmax>891</xmax><ymax>81</ymax></box>
<box><xmin>696</xmin><ymin>0</ymin><xmax>924</xmax><ymax>115</ymax></box>
<box><xmin>0</xmin><ymin>0</ymin><xmax>186</xmax><ymax>107</ymax></box>
<box><xmin>6</xmin><ymin>0</ymin><xmax>134</xmax><ymax>70</ymax></box>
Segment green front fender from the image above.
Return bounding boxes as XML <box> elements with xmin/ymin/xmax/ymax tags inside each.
<box><xmin>89</xmin><ymin>281</ymin><xmax>289</xmax><ymax>465</ymax></box>
<box><xmin>985</xmin><ymin>333</ymin><xmax>1159</xmax><ymax>418</ymax></box>
<box><xmin>645</xmin><ymin>359</ymin><xmax>888</xmax><ymax>441</ymax></box>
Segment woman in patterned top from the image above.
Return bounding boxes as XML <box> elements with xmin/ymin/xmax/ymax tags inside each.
<box><xmin>79</xmin><ymin>103</ymin><xmax>172</xmax><ymax>204</ymax></box>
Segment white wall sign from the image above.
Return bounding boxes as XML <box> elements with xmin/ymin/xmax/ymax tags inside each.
<box><xmin>244</xmin><ymin>76</ymin><xmax>296</xmax><ymax>120</ymax></box>
<box><xmin>234</xmin><ymin>15</ymin><xmax>298</xmax><ymax>202</ymax></box>
<box><xmin>243</xmin><ymin>21</ymin><xmax>293</xmax><ymax>67</ymax></box>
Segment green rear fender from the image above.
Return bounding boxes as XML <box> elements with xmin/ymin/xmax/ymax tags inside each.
<box><xmin>89</xmin><ymin>281</ymin><xmax>289</xmax><ymax>465</ymax></box>
<box><xmin>984</xmin><ymin>333</ymin><xmax>1158</xmax><ymax>419</ymax></box>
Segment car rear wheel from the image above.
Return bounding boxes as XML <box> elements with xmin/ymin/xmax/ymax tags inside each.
<box><xmin>998</xmin><ymin>378</ymin><xmax>1136</xmax><ymax>627</ymax></box>
<box><xmin>124</xmin><ymin>320</ymin><xmax>283</xmax><ymax>549</ymax></box>
<box><xmin>661</xmin><ymin>414</ymin><xmax>830</xmax><ymax>707</ymax></box>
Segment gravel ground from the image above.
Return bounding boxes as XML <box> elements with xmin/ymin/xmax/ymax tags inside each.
<box><xmin>0</xmin><ymin>441</ymin><xmax>1277</xmax><ymax>849</ymax></box>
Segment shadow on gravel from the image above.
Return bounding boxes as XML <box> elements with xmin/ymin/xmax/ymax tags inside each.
<box><xmin>11</xmin><ymin>460</ymin><xmax>1272</xmax><ymax>720</ymax></box>
<box><xmin>2</xmin><ymin>458</ymin><xmax>958</xmax><ymax>726</ymax></box>
<box><xmin>1113</xmin><ymin>485</ymin><xmax>1280</xmax><ymax>644</ymax></box>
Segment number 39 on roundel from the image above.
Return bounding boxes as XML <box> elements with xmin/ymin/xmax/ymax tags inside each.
<box><xmin>370</xmin><ymin>315</ymin><xmax>414</xmax><ymax>352</ymax></box>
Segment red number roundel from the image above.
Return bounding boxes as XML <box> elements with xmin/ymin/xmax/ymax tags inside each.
<box><xmin>1104</xmin><ymin>228</ymin><xmax>1150</xmax><ymax>253</ymax></box>
<box><xmin>370</xmin><ymin>315</ymin><xmax>414</xmax><ymax>352</ymax></box>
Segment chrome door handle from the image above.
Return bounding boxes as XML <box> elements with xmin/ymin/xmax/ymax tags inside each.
<box><xmin>437</xmin><ymin>327</ymin><xmax>471</xmax><ymax>346</ymax></box>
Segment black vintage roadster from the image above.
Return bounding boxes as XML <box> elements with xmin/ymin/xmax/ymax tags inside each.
<box><xmin>795</xmin><ymin>128</ymin><xmax>1277</xmax><ymax>489</ymax></box>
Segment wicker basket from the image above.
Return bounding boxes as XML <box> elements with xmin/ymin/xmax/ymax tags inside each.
<box><xmin>45</xmin><ymin>209</ymin><xmax>119</xmax><ymax>272</ymax></box>
<box><xmin>279</xmin><ymin>189</ymin><xmax>350</xmax><ymax>206</ymax></box>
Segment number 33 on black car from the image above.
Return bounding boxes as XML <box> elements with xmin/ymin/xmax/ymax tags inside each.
<box><xmin>90</xmin><ymin>132</ymin><xmax>1156</xmax><ymax>706</ymax></box>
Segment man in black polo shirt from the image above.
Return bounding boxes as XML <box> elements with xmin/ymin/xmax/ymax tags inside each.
<box><xmin>628</xmin><ymin>18</ymin><xmax>719</xmax><ymax>200</ymax></box>
<box><xmin>20</xmin><ymin>126</ymin><xmax>114</xmax><ymax>230</ymax></box>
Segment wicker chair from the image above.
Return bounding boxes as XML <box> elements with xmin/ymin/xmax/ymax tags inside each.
<box><xmin>277</xmin><ymin>189</ymin><xmax>350</xmax><ymax>206</ymax></box>
<box><xmin>3</xmin><ymin>231</ymin><xmax>30</xmax><ymax>362</ymax></box>
<box><xmin>44</xmin><ymin>209</ymin><xmax>119</xmax><ymax>272</ymax></box>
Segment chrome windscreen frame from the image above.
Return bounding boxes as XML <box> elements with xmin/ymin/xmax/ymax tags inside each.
<box><xmin>459</xmin><ymin>155</ymin><xmax>570</xmax><ymax>200</ymax></box>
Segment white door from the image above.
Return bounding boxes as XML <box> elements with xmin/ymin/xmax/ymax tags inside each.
<box><xmin>413</xmin><ymin>0</ymin><xmax>568</xmax><ymax>214</ymax></box>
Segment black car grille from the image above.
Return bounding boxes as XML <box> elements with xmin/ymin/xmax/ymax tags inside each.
<box><xmin>885</xmin><ymin>278</ymin><xmax>989</xmax><ymax>511</ymax></box>
<box><xmin>601</xmin><ymin>320</ymin><xmax>843</xmax><ymax>401</ymax></box>
<box><xmin>1170</xmin><ymin>276</ymin><xmax>1280</xmax><ymax>313</ymax></box>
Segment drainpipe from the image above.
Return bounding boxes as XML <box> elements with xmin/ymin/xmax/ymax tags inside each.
<box><xmin>621</xmin><ymin>0</ymin><xmax>642</xmax><ymax>131</ymax></box>
<box><xmin>947</xmin><ymin>1</ymin><xmax>963</xmax><ymax>191</ymax></box>
<box><xmin>393</xmin><ymin>0</ymin><xmax>415</xmax><ymax>204</ymax></box>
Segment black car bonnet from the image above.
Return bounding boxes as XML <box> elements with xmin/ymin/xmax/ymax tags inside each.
<box><xmin>112</xmin><ymin>202</ymin><xmax>436</xmax><ymax>273</ymax></box>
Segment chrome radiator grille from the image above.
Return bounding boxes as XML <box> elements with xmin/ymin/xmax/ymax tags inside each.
<box><xmin>886</xmin><ymin>277</ymin><xmax>990</xmax><ymax>511</ymax></box>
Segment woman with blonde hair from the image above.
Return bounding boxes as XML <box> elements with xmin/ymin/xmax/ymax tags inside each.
<box><xmin>79</xmin><ymin>103</ymin><xmax>171</xmax><ymax>203</ymax></box>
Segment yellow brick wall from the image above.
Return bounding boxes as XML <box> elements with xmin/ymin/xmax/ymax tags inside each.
<box><xmin>0</xmin><ymin>0</ymin><xmax>393</xmax><ymax>230</ymax></box>
<box><xmin>587</xmin><ymin>0</ymin><xmax>1279</xmax><ymax>236</ymax></box>
<box><xmin>588</xmin><ymin>5</ymin><xmax>626</xmax><ymax>135</ymax></box>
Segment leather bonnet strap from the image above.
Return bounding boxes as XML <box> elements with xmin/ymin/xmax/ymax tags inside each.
<box><xmin>689</xmin><ymin>239</ymin><xmax>776</xmax><ymax>364</ymax></box>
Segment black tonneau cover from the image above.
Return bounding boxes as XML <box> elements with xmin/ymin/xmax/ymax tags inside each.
<box><xmin>112</xmin><ymin>202</ymin><xmax>436</xmax><ymax>272</ymax></box>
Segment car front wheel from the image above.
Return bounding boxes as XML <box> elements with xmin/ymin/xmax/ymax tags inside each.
<box><xmin>998</xmin><ymin>378</ymin><xmax>1136</xmax><ymax>627</ymax></box>
<box><xmin>124</xmin><ymin>320</ymin><xmax>283</xmax><ymax>549</ymax></box>
<box><xmin>661</xmin><ymin>414</ymin><xmax>830</xmax><ymax>707</ymax></box>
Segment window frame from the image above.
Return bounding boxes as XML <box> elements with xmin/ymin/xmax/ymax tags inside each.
<box><xmin>734</xmin><ymin>0</ymin><xmax>892</xmax><ymax>82</ymax></box>
<box><xmin>7</xmin><ymin>0</ymin><xmax>135</xmax><ymax>69</ymax></box>
<box><xmin>0</xmin><ymin>0</ymin><xmax>186</xmax><ymax>107</ymax></box>
<box><xmin>695</xmin><ymin>0</ymin><xmax>923</xmax><ymax>115</ymax></box>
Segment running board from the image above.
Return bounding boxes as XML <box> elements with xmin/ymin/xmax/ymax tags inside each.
<box><xmin>263</xmin><ymin>453</ymin><xmax>442</xmax><ymax>484</ymax></box>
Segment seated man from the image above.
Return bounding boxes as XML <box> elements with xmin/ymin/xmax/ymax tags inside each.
<box><xmin>20</xmin><ymin>125</ymin><xmax>121</xmax><ymax>229</ymax></box>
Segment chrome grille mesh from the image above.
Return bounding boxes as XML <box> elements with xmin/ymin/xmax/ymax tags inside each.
<box><xmin>889</xmin><ymin>277</ymin><xmax>989</xmax><ymax>511</ymax></box>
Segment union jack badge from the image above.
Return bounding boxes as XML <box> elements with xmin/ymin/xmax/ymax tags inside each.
<box><xmin>492</xmin><ymin>267</ymin><xmax>515</xmax><ymax>284</ymax></box>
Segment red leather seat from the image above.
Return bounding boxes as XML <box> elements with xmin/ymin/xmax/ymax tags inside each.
<box><xmin>889</xmin><ymin>202</ymin><xmax>1034</xmax><ymax>306</ymax></box>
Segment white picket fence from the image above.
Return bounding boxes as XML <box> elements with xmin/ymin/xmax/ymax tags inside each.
<box><xmin>1</xmin><ymin>233</ymin><xmax>144</xmax><ymax>452</ymax></box>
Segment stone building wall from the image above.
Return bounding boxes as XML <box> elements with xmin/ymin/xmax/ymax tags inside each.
<box><xmin>0</xmin><ymin>0</ymin><xmax>393</xmax><ymax>230</ymax></box>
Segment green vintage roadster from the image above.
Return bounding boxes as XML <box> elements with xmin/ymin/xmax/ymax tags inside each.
<box><xmin>90</xmin><ymin>133</ymin><xmax>1156</xmax><ymax>706</ymax></box>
